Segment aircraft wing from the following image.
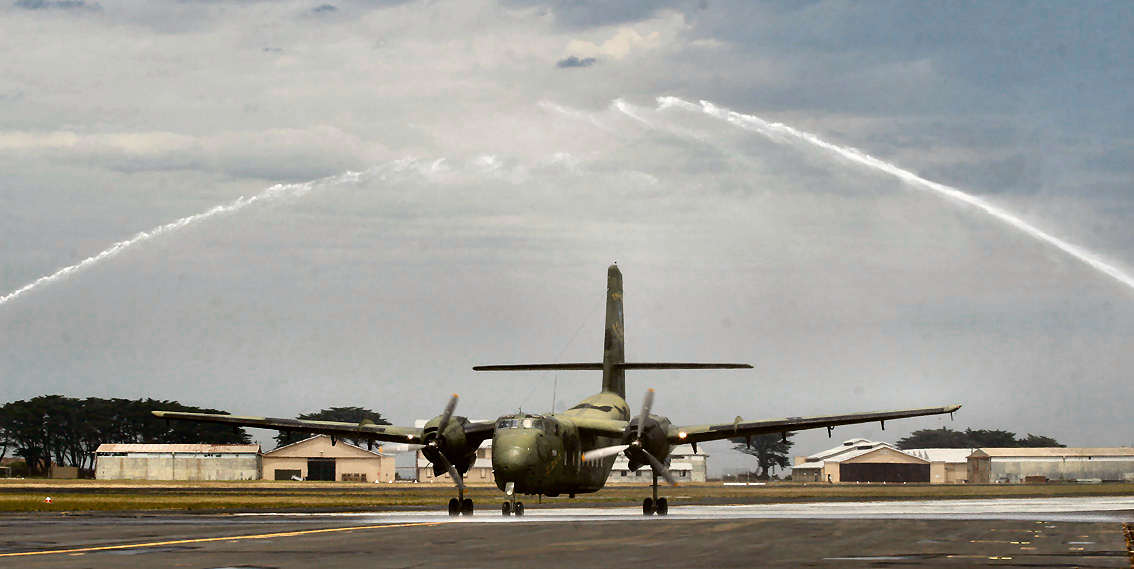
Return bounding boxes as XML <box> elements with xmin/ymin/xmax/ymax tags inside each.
<box><xmin>566</xmin><ymin>416</ymin><xmax>629</xmax><ymax>438</ymax></box>
<box><xmin>669</xmin><ymin>404</ymin><xmax>961</xmax><ymax>445</ymax></box>
<box><xmin>152</xmin><ymin>411</ymin><xmax>427</xmax><ymax>445</ymax></box>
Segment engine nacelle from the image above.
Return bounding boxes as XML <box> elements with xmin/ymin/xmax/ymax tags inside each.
<box><xmin>422</xmin><ymin>414</ymin><xmax>476</xmax><ymax>475</ymax></box>
<box><xmin>624</xmin><ymin>414</ymin><xmax>672</xmax><ymax>471</ymax></box>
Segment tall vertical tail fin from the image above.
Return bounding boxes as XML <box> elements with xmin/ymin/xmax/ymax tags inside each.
<box><xmin>602</xmin><ymin>264</ymin><xmax>625</xmax><ymax>397</ymax></box>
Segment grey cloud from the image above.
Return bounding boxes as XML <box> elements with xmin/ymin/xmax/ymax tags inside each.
<box><xmin>556</xmin><ymin>55</ymin><xmax>596</xmax><ymax>68</ymax></box>
<box><xmin>14</xmin><ymin>0</ymin><xmax>99</xmax><ymax>9</ymax></box>
<box><xmin>503</xmin><ymin>0</ymin><xmax>701</xmax><ymax>28</ymax></box>
<box><xmin>312</xmin><ymin>3</ymin><xmax>335</xmax><ymax>13</ymax></box>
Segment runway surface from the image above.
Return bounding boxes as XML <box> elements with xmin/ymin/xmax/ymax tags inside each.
<box><xmin>3</xmin><ymin>497</ymin><xmax>1133</xmax><ymax>568</ymax></box>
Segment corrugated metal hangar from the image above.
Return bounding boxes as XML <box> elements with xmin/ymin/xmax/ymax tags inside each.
<box><xmin>94</xmin><ymin>436</ymin><xmax>396</xmax><ymax>482</ymax></box>
<box><xmin>94</xmin><ymin>444</ymin><xmax>262</xmax><ymax>481</ymax></box>
<box><xmin>969</xmin><ymin>448</ymin><xmax>1134</xmax><ymax>483</ymax></box>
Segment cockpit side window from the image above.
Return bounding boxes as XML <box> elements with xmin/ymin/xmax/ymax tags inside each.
<box><xmin>497</xmin><ymin>419</ymin><xmax>519</xmax><ymax>429</ymax></box>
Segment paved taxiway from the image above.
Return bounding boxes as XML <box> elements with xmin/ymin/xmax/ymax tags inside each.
<box><xmin>3</xmin><ymin>497</ymin><xmax>1132</xmax><ymax>568</ymax></box>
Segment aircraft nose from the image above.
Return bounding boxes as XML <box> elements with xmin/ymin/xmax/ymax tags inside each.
<box><xmin>493</xmin><ymin>443</ymin><xmax>537</xmax><ymax>479</ymax></box>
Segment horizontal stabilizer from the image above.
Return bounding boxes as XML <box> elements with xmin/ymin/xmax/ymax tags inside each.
<box><xmin>473</xmin><ymin>362</ymin><xmax>752</xmax><ymax>371</ymax></box>
<box><xmin>617</xmin><ymin>362</ymin><xmax>752</xmax><ymax>370</ymax></box>
<box><xmin>473</xmin><ymin>363</ymin><xmax>603</xmax><ymax>371</ymax></box>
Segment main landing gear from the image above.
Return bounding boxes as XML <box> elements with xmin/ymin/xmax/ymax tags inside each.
<box><xmin>501</xmin><ymin>482</ymin><xmax>524</xmax><ymax>517</ymax></box>
<box><xmin>447</xmin><ymin>475</ymin><xmax>473</xmax><ymax>517</ymax></box>
<box><xmin>642</xmin><ymin>471</ymin><xmax>669</xmax><ymax>516</ymax></box>
<box><xmin>448</xmin><ymin>497</ymin><xmax>473</xmax><ymax>516</ymax></box>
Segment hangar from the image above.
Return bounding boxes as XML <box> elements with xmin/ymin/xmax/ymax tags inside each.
<box><xmin>792</xmin><ymin>439</ymin><xmax>929</xmax><ymax>483</ymax></box>
<box><xmin>262</xmin><ymin>435</ymin><xmax>395</xmax><ymax>482</ymax></box>
<box><xmin>968</xmin><ymin>447</ymin><xmax>1134</xmax><ymax>483</ymax></box>
<box><xmin>94</xmin><ymin>443</ymin><xmax>261</xmax><ymax>481</ymax></box>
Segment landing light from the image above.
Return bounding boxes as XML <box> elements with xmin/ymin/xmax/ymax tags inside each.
<box><xmin>678</xmin><ymin>431</ymin><xmax>687</xmax><ymax>439</ymax></box>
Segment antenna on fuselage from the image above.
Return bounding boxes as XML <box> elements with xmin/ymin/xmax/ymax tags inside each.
<box><xmin>550</xmin><ymin>376</ymin><xmax>558</xmax><ymax>414</ymax></box>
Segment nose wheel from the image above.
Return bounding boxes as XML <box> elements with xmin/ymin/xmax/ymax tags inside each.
<box><xmin>501</xmin><ymin>483</ymin><xmax>524</xmax><ymax>516</ymax></box>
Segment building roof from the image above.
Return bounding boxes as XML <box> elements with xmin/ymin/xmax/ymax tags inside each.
<box><xmin>95</xmin><ymin>444</ymin><xmax>261</xmax><ymax>454</ymax></box>
<box><xmin>904</xmin><ymin>448</ymin><xmax>976</xmax><ymax>463</ymax></box>
<box><xmin>670</xmin><ymin>444</ymin><xmax>708</xmax><ymax>457</ymax></box>
<box><xmin>793</xmin><ymin>442</ymin><xmax>925</xmax><ymax>470</ymax></box>
<box><xmin>972</xmin><ymin>447</ymin><xmax>1134</xmax><ymax>458</ymax></box>
<box><xmin>799</xmin><ymin>439</ymin><xmax>894</xmax><ymax>464</ymax></box>
<box><xmin>264</xmin><ymin>435</ymin><xmax>385</xmax><ymax>457</ymax></box>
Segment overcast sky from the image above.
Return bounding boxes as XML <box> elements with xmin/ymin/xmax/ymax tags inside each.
<box><xmin>1</xmin><ymin>1</ymin><xmax>1132</xmax><ymax>474</ymax></box>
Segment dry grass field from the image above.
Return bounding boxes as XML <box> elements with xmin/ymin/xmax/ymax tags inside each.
<box><xmin>3</xmin><ymin>479</ymin><xmax>1134</xmax><ymax>513</ymax></box>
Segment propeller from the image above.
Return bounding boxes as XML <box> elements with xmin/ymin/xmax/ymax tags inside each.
<box><xmin>583</xmin><ymin>388</ymin><xmax>677</xmax><ymax>486</ymax></box>
<box><xmin>421</xmin><ymin>394</ymin><xmax>464</xmax><ymax>492</ymax></box>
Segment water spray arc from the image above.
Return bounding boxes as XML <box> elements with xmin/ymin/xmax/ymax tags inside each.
<box><xmin>657</xmin><ymin>96</ymin><xmax>1134</xmax><ymax>293</ymax></box>
<box><xmin>0</xmin><ymin>170</ymin><xmax>362</xmax><ymax>308</ymax></box>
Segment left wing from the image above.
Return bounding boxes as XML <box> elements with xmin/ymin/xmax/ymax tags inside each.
<box><xmin>669</xmin><ymin>404</ymin><xmax>961</xmax><ymax>444</ymax></box>
<box><xmin>152</xmin><ymin>411</ymin><xmax>428</xmax><ymax>445</ymax></box>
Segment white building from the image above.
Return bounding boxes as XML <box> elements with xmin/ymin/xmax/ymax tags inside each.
<box><xmin>94</xmin><ymin>444</ymin><xmax>261</xmax><ymax>481</ymax></box>
<box><xmin>968</xmin><ymin>448</ymin><xmax>1134</xmax><ymax>483</ymax></box>
<box><xmin>608</xmin><ymin>444</ymin><xmax>708</xmax><ymax>483</ymax></box>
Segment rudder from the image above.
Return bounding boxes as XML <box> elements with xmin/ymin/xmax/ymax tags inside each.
<box><xmin>602</xmin><ymin>264</ymin><xmax>625</xmax><ymax>397</ymax></box>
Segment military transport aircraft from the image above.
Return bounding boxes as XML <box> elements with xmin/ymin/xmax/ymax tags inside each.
<box><xmin>156</xmin><ymin>265</ymin><xmax>960</xmax><ymax>517</ymax></box>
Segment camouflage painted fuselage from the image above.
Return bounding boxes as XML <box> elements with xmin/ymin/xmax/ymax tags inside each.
<box><xmin>492</xmin><ymin>391</ymin><xmax>631</xmax><ymax>496</ymax></box>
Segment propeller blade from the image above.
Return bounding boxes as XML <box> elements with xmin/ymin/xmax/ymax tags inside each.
<box><xmin>581</xmin><ymin>444</ymin><xmax>629</xmax><ymax>462</ymax></box>
<box><xmin>637</xmin><ymin>388</ymin><xmax>654</xmax><ymax>441</ymax></box>
<box><xmin>429</xmin><ymin>444</ymin><xmax>464</xmax><ymax>491</ymax></box>
<box><xmin>438</xmin><ymin>393</ymin><xmax>459</xmax><ymax>433</ymax></box>
<box><xmin>446</xmin><ymin>463</ymin><xmax>464</xmax><ymax>492</ymax></box>
<box><xmin>629</xmin><ymin>447</ymin><xmax>677</xmax><ymax>486</ymax></box>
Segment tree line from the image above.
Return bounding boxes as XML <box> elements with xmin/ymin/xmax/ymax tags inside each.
<box><xmin>0</xmin><ymin>395</ymin><xmax>250</xmax><ymax>476</ymax></box>
<box><xmin>896</xmin><ymin>427</ymin><xmax>1063</xmax><ymax>449</ymax></box>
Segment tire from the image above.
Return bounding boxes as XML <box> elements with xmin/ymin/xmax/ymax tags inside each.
<box><xmin>447</xmin><ymin>498</ymin><xmax>460</xmax><ymax>517</ymax></box>
<box><xmin>501</xmin><ymin>502</ymin><xmax>512</xmax><ymax>516</ymax></box>
<box><xmin>461</xmin><ymin>498</ymin><xmax>474</xmax><ymax>516</ymax></box>
<box><xmin>656</xmin><ymin>497</ymin><xmax>668</xmax><ymax>516</ymax></box>
<box><xmin>642</xmin><ymin>497</ymin><xmax>655</xmax><ymax>516</ymax></box>
<box><xmin>514</xmin><ymin>502</ymin><xmax>525</xmax><ymax>517</ymax></box>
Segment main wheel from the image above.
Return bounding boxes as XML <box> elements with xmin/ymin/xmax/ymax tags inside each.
<box><xmin>656</xmin><ymin>497</ymin><xmax>668</xmax><ymax>516</ymax></box>
<box><xmin>514</xmin><ymin>502</ymin><xmax>525</xmax><ymax>516</ymax></box>
<box><xmin>447</xmin><ymin>497</ymin><xmax>460</xmax><ymax>517</ymax></box>
<box><xmin>642</xmin><ymin>497</ymin><xmax>655</xmax><ymax>516</ymax></box>
<box><xmin>502</xmin><ymin>501</ymin><xmax>512</xmax><ymax>516</ymax></box>
<box><xmin>461</xmin><ymin>498</ymin><xmax>474</xmax><ymax>516</ymax></box>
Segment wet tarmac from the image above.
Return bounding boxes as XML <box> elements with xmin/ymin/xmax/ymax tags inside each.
<box><xmin>3</xmin><ymin>497</ymin><xmax>1132</xmax><ymax>568</ymax></box>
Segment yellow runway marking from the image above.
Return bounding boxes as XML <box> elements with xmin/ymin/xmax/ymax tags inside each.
<box><xmin>0</xmin><ymin>521</ymin><xmax>444</xmax><ymax>558</ymax></box>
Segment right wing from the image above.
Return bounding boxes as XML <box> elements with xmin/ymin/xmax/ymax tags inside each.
<box><xmin>152</xmin><ymin>411</ymin><xmax>426</xmax><ymax>445</ymax></box>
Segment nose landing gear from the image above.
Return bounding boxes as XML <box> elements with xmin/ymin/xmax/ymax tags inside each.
<box><xmin>501</xmin><ymin>482</ymin><xmax>524</xmax><ymax>516</ymax></box>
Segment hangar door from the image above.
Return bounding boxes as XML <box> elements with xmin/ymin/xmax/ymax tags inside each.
<box><xmin>840</xmin><ymin>463</ymin><xmax>929</xmax><ymax>483</ymax></box>
<box><xmin>307</xmin><ymin>458</ymin><xmax>336</xmax><ymax>481</ymax></box>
